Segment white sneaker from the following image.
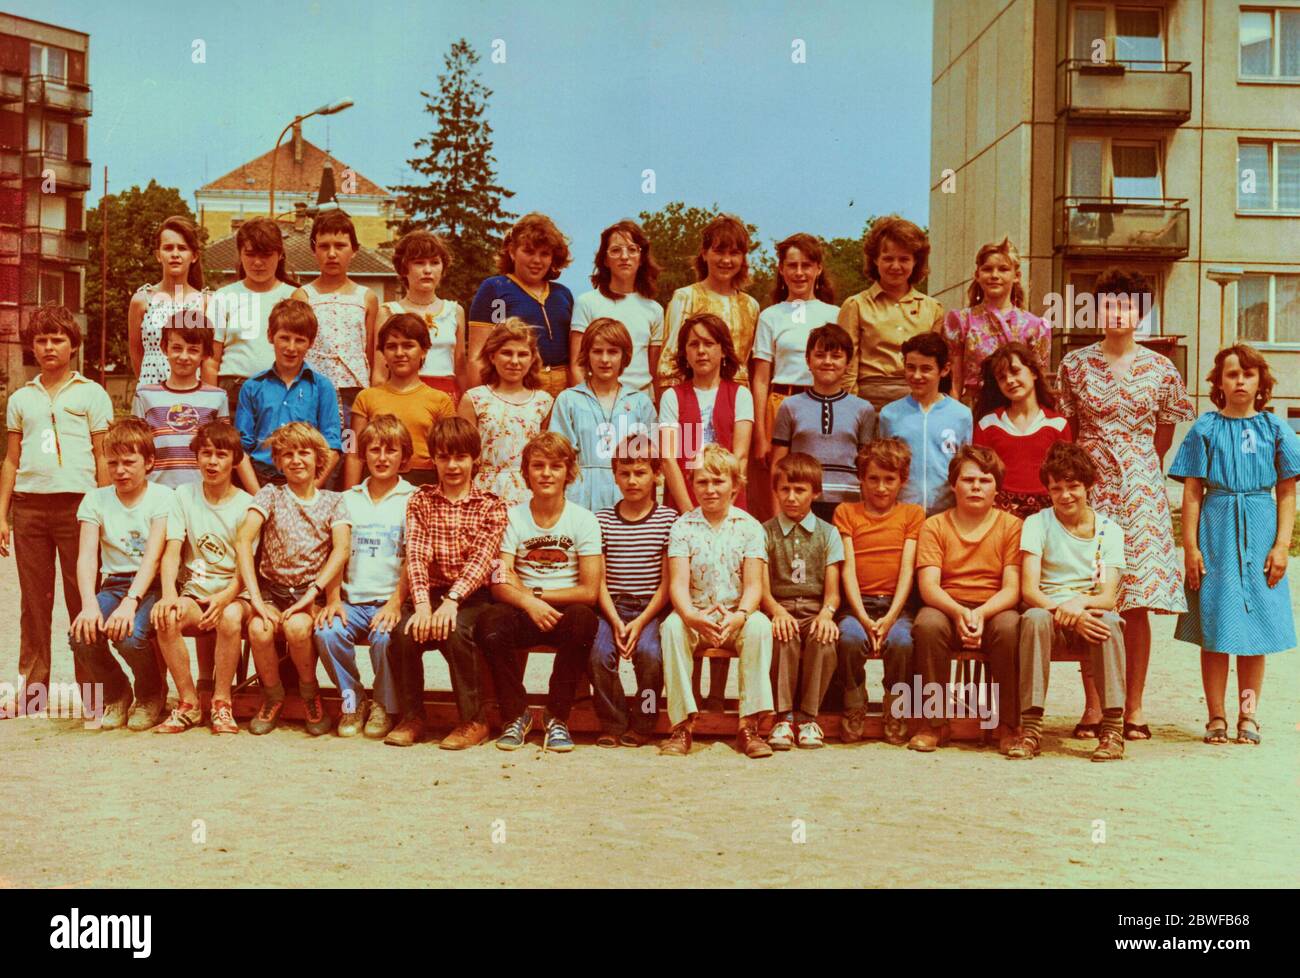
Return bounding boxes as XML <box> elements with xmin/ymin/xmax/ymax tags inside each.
<box><xmin>768</xmin><ymin>719</ymin><xmax>795</xmax><ymax>750</ymax></box>
<box><xmin>98</xmin><ymin>695</ymin><xmax>132</xmax><ymax>730</ymax></box>
<box><xmin>797</xmin><ymin>721</ymin><xmax>825</xmax><ymax>749</ymax></box>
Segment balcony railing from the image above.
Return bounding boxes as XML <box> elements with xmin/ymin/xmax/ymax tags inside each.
<box><xmin>1056</xmin><ymin>60</ymin><xmax>1192</xmax><ymax>124</ymax></box>
<box><xmin>1056</xmin><ymin>197</ymin><xmax>1189</xmax><ymax>259</ymax></box>
<box><xmin>0</xmin><ymin>228</ymin><xmax>18</xmax><ymax>257</ymax></box>
<box><xmin>25</xmin><ymin>75</ymin><xmax>93</xmax><ymax>116</ymax></box>
<box><xmin>0</xmin><ymin>148</ymin><xmax>20</xmax><ymax>180</ymax></box>
<box><xmin>23</xmin><ymin>153</ymin><xmax>92</xmax><ymax>192</ymax></box>
<box><xmin>21</xmin><ymin>227</ymin><xmax>90</xmax><ymax>264</ymax></box>
<box><xmin>0</xmin><ymin>71</ymin><xmax>22</xmax><ymax>104</ymax></box>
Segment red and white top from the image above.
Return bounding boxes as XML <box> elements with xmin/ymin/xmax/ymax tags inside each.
<box><xmin>972</xmin><ymin>406</ymin><xmax>1073</xmax><ymax>495</ymax></box>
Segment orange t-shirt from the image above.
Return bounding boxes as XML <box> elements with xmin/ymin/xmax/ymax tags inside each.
<box><xmin>833</xmin><ymin>501</ymin><xmax>926</xmax><ymax>596</ymax></box>
<box><xmin>916</xmin><ymin>509</ymin><xmax>1022</xmax><ymax>604</ymax></box>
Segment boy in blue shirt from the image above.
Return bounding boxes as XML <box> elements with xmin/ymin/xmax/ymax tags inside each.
<box><xmin>235</xmin><ymin>298</ymin><xmax>342</xmax><ymax>487</ymax></box>
<box><xmin>877</xmin><ymin>332</ymin><xmax>971</xmax><ymax>515</ymax></box>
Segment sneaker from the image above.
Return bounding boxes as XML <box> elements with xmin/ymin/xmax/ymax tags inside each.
<box><xmin>210</xmin><ymin>700</ymin><xmax>239</xmax><ymax>735</ymax></box>
<box><xmin>153</xmin><ymin>702</ymin><xmax>203</xmax><ymax>734</ymax></box>
<box><xmin>542</xmin><ymin>715</ymin><xmax>575</xmax><ymax>753</ymax></box>
<box><xmin>303</xmin><ymin>690</ymin><xmax>332</xmax><ymax>737</ymax></box>
<box><xmin>127</xmin><ymin>695</ymin><xmax>166</xmax><ymax>732</ymax></box>
<box><xmin>363</xmin><ymin>702</ymin><xmax>394</xmax><ymax>740</ymax></box>
<box><xmin>440</xmin><ymin>720</ymin><xmax>490</xmax><ymax>750</ymax></box>
<box><xmin>768</xmin><ymin>719</ymin><xmax>795</xmax><ymax>750</ymax></box>
<box><xmin>249</xmin><ymin>696</ymin><xmax>284</xmax><ymax>736</ymax></box>
<box><xmin>99</xmin><ymin>694</ymin><xmax>133</xmax><ymax>730</ymax></box>
<box><xmin>495</xmin><ymin>711</ymin><xmax>534</xmax><ymax>751</ymax></box>
<box><xmin>336</xmin><ymin>703</ymin><xmax>366</xmax><ymax>738</ymax></box>
<box><xmin>797</xmin><ymin>721</ymin><xmax>825</xmax><ymax>749</ymax></box>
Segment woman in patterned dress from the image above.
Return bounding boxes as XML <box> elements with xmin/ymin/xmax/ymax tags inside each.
<box><xmin>1056</xmin><ymin>268</ymin><xmax>1195</xmax><ymax>740</ymax></box>
<box><xmin>128</xmin><ymin>215</ymin><xmax>208</xmax><ymax>386</ymax></box>
<box><xmin>458</xmin><ymin>318</ymin><xmax>555</xmax><ymax>508</ymax></box>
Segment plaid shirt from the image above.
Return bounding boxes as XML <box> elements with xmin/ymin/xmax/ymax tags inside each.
<box><xmin>404</xmin><ymin>484</ymin><xmax>507</xmax><ymax>607</ymax></box>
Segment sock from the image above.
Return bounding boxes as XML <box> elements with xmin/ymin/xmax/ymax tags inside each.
<box><xmin>299</xmin><ymin>679</ymin><xmax>319</xmax><ymax>698</ymax></box>
<box><xmin>262</xmin><ymin>682</ymin><xmax>285</xmax><ymax>704</ymax></box>
<box><xmin>1021</xmin><ymin>707</ymin><xmax>1044</xmax><ymax>740</ymax></box>
<box><xmin>1101</xmin><ymin>708</ymin><xmax>1123</xmax><ymax>738</ymax></box>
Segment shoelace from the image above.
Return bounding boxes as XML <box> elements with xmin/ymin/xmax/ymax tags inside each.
<box><xmin>503</xmin><ymin>717</ymin><xmax>528</xmax><ymax>741</ymax></box>
<box><xmin>542</xmin><ymin>720</ymin><xmax>569</xmax><ymax>753</ymax></box>
<box><xmin>305</xmin><ymin>696</ymin><xmax>323</xmax><ymax>722</ymax></box>
<box><xmin>213</xmin><ymin>705</ymin><xmax>234</xmax><ymax>727</ymax></box>
<box><xmin>801</xmin><ymin>722</ymin><xmax>824</xmax><ymax>743</ymax></box>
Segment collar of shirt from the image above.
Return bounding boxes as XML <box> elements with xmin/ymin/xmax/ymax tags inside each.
<box><xmin>252</xmin><ymin>363</ymin><xmax>319</xmax><ymax>388</ymax></box>
<box><xmin>24</xmin><ymin>371</ymin><xmax>90</xmax><ymax>396</ymax></box>
<box><xmin>348</xmin><ymin>477</ymin><xmax>414</xmax><ymax>505</ymax></box>
<box><xmin>777</xmin><ymin>511</ymin><xmax>818</xmax><ymax>536</ymax></box>
<box><xmin>684</xmin><ymin>506</ymin><xmax>742</xmax><ymax>529</ymax></box>
<box><xmin>866</xmin><ymin>282</ymin><xmax>924</xmax><ymax>308</ymax></box>
<box><xmin>507</xmin><ymin>274</ymin><xmax>550</xmax><ymax>304</ymax></box>
<box><xmin>807</xmin><ymin>388</ymin><xmax>848</xmax><ymax>405</ymax></box>
<box><xmin>420</xmin><ymin>483</ymin><xmax>492</xmax><ymax>507</ymax></box>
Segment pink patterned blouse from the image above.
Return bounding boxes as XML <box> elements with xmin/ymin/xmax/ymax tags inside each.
<box><xmin>942</xmin><ymin>305</ymin><xmax>1051</xmax><ymax>395</ymax></box>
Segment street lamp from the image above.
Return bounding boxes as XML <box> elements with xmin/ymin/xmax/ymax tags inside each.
<box><xmin>267</xmin><ymin>99</ymin><xmax>354</xmax><ymax>219</ymax></box>
<box><xmin>1206</xmin><ymin>267</ymin><xmax>1244</xmax><ymax>348</ymax></box>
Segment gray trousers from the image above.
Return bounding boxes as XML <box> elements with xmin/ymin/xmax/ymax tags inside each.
<box><xmin>1018</xmin><ymin>606</ymin><xmax>1125</xmax><ymax>719</ymax></box>
<box><xmin>771</xmin><ymin>596</ymin><xmax>837</xmax><ymax>718</ymax></box>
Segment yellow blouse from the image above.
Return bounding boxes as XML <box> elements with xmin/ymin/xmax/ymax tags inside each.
<box><xmin>657</xmin><ymin>282</ymin><xmax>760</xmax><ymax>386</ymax></box>
<box><xmin>839</xmin><ymin>283</ymin><xmax>944</xmax><ymax>395</ymax></box>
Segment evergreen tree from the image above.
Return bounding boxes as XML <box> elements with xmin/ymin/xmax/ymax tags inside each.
<box><xmin>390</xmin><ymin>38</ymin><xmax>516</xmax><ymax>306</ymax></box>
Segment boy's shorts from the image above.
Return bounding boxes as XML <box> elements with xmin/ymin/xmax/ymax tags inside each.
<box><xmin>256</xmin><ymin>577</ymin><xmax>315</xmax><ymax>613</ymax></box>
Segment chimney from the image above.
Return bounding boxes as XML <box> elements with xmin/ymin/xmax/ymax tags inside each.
<box><xmin>230</xmin><ymin>217</ymin><xmax>244</xmax><ymax>233</ymax></box>
<box><xmin>316</xmin><ymin>161</ymin><xmax>337</xmax><ymax>206</ymax></box>
<box><xmin>293</xmin><ymin>201</ymin><xmax>308</xmax><ymax>232</ymax></box>
<box><xmin>292</xmin><ymin>121</ymin><xmax>303</xmax><ymax>165</ymax></box>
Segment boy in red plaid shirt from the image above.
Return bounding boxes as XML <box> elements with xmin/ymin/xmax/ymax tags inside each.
<box><xmin>386</xmin><ymin>417</ymin><xmax>508</xmax><ymax>747</ymax></box>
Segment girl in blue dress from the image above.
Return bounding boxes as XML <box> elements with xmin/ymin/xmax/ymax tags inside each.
<box><xmin>1170</xmin><ymin>345</ymin><xmax>1300</xmax><ymax>746</ymax></box>
<box><xmin>549</xmin><ymin>318</ymin><xmax>656</xmax><ymax>511</ymax></box>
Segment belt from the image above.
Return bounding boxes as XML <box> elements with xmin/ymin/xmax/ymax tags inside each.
<box><xmin>1204</xmin><ymin>488</ymin><xmax>1273</xmax><ymax>612</ymax></box>
<box><xmin>771</xmin><ymin>383</ymin><xmax>807</xmax><ymax>396</ymax></box>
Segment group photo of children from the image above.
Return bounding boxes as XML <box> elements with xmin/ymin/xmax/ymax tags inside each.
<box><xmin>2</xmin><ymin>205</ymin><xmax>1294</xmax><ymax>766</ymax></box>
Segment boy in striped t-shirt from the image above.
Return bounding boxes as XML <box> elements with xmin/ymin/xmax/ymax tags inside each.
<box><xmin>133</xmin><ymin>317</ymin><xmax>258</xmax><ymax>492</ymax></box>
<box><xmin>590</xmin><ymin>435</ymin><xmax>677</xmax><ymax>747</ymax></box>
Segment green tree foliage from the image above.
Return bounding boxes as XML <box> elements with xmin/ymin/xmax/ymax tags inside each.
<box><xmin>389</xmin><ymin>38</ymin><xmax>516</xmax><ymax>307</ymax></box>
<box><xmin>83</xmin><ymin>181</ymin><xmax>199</xmax><ymax>377</ymax></box>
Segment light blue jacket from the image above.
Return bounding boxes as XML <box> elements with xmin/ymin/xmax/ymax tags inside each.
<box><xmin>878</xmin><ymin>394</ymin><xmax>972</xmax><ymax>515</ymax></box>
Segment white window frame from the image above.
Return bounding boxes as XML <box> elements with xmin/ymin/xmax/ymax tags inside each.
<box><xmin>28</xmin><ymin>44</ymin><xmax>68</xmax><ymax>82</ymax></box>
<box><xmin>1236</xmin><ymin>271</ymin><xmax>1300</xmax><ymax>346</ymax></box>
<box><xmin>1069</xmin><ymin>3</ymin><xmax>1166</xmax><ymax>66</ymax></box>
<box><xmin>1067</xmin><ymin>135</ymin><xmax>1165</xmax><ymax>201</ymax></box>
<box><xmin>1239</xmin><ymin>6</ymin><xmax>1300</xmax><ymax>80</ymax></box>
<box><xmin>1066</xmin><ymin>266</ymin><xmax>1164</xmax><ymax>334</ymax></box>
<box><xmin>1236</xmin><ymin>139</ymin><xmax>1300</xmax><ymax>214</ymax></box>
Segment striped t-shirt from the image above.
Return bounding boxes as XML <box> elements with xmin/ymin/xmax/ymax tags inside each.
<box><xmin>132</xmin><ymin>382</ymin><xmax>229</xmax><ymax>488</ymax></box>
<box><xmin>595</xmin><ymin>502</ymin><xmax>678</xmax><ymax>600</ymax></box>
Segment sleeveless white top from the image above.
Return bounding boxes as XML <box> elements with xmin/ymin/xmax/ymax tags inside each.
<box><xmin>381</xmin><ymin>299</ymin><xmax>460</xmax><ymax>377</ymax></box>
<box><xmin>303</xmin><ymin>281</ymin><xmax>370</xmax><ymax>390</ymax></box>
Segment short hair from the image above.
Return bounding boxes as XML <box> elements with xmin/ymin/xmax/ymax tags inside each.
<box><xmin>190</xmin><ymin>419</ymin><xmax>244</xmax><ymax>465</ymax></box>
<box><xmin>264</xmin><ymin>421</ymin><xmax>331</xmax><ymax>478</ymax></box>
<box><xmin>901</xmin><ymin>331</ymin><xmax>949</xmax><ymax>369</ymax></box>
<box><xmin>160</xmin><ymin>312</ymin><xmax>215</xmax><ymax>358</ymax></box>
<box><xmin>23</xmin><ymin>304</ymin><xmax>82</xmax><ymax>350</ymax></box>
<box><xmin>856</xmin><ymin>438</ymin><xmax>911</xmax><ymax>482</ymax></box>
<box><xmin>611</xmin><ymin>433</ymin><xmax>661</xmax><ymax>473</ymax></box>
<box><xmin>805</xmin><ymin>322</ymin><xmax>854</xmax><ymax>360</ymax></box>
<box><xmin>309</xmin><ymin>209</ymin><xmax>359</xmax><ymax>251</ymax></box>
<box><xmin>520</xmin><ymin>431</ymin><xmax>579</xmax><ymax>486</ymax></box>
<box><xmin>694</xmin><ymin>214</ymin><xmax>753</xmax><ymax>289</ymax></box>
<box><xmin>674</xmin><ymin>312</ymin><xmax>740</xmax><ymax>382</ymax></box>
<box><xmin>1039</xmin><ymin>441</ymin><xmax>1098</xmax><ymax>490</ymax></box>
<box><xmin>592</xmin><ymin>220</ymin><xmax>659</xmax><ymax>301</ymax></box>
<box><xmin>103</xmin><ymin>416</ymin><xmax>155</xmax><ymax>464</ymax></box>
<box><xmin>358</xmin><ymin>413</ymin><xmax>414</xmax><ymax>464</ymax></box>
<box><xmin>267</xmin><ymin>298</ymin><xmax>318</xmax><ymax>343</ymax></box>
<box><xmin>378</xmin><ymin>312</ymin><xmax>432</xmax><ymax>352</ymax></box>
<box><xmin>577</xmin><ymin>318</ymin><xmax>633</xmax><ymax>375</ymax></box>
<box><xmin>692</xmin><ymin>442</ymin><xmax>743</xmax><ymax>487</ymax></box>
<box><xmin>1207</xmin><ymin>344</ymin><xmax>1275</xmax><ymax>410</ymax></box>
<box><xmin>947</xmin><ymin>443</ymin><xmax>1005</xmax><ymax>490</ymax></box>
<box><xmin>478</xmin><ymin>318</ymin><xmax>543</xmax><ymax>389</ymax></box>
<box><xmin>236</xmin><ymin>217</ymin><xmax>297</xmax><ymax>287</ymax></box>
<box><xmin>772</xmin><ymin>452</ymin><xmax>823</xmax><ymax>495</ymax></box>
<box><xmin>863</xmin><ymin>214</ymin><xmax>930</xmax><ymax>286</ymax></box>
<box><xmin>429</xmin><ymin>416</ymin><xmax>482</xmax><ymax>460</ymax></box>
<box><xmin>1094</xmin><ymin>266</ymin><xmax>1153</xmax><ymax>299</ymax></box>
<box><xmin>393</xmin><ymin>229</ymin><xmax>452</xmax><ymax>283</ymax></box>
<box><xmin>498</xmin><ymin>212</ymin><xmax>571</xmax><ymax>280</ymax></box>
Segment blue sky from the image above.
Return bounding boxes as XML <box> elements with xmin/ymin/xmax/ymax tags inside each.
<box><xmin>17</xmin><ymin>0</ymin><xmax>934</xmax><ymax>289</ymax></box>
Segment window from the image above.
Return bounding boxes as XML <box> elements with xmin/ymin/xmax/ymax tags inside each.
<box><xmin>39</xmin><ymin>272</ymin><xmax>64</xmax><ymax>306</ymax></box>
<box><xmin>1067</xmin><ymin>268</ymin><xmax>1161</xmax><ymax>334</ymax></box>
<box><xmin>1238</xmin><ymin>273</ymin><xmax>1300</xmax><ymax>344</ymax></box>
<box><xmin>28</xmin><ymin>45</ymin><xmax>68</xmax><ymax>81</ymax></box>
<box><xmin>1237</xmin><ymin>140</ymin><xmax>1300</xmax><ymax>211</ymax></box>
<box><xmin>44</xmin><ymin>121</ymin><xmax>68</xmax><ymax>159</ymax></box>
<box><xmin>1070</xmin><ymin>4</ymin><xmax>1165</xmax><ymax>68</ymax></box>
<box><xmin>1240</xmin><ymin>8</ymin><xmax>1300</xmax><ymax>78</ymax></box>
<box><xmin>1069</xmin><ymin>137</ymin><xmax>1164</xmax><ymax>200</ymax></box>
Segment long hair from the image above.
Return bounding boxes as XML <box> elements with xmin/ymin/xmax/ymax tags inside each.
<box><xmin>674</xmin><ymin>312</ymin><xmax>739</xmax><ymax>382</ymax></box>
<box><xmin>966</xmin><ymin>237</ymin><xmax>1026</xmax><ymax>309</ymax></box>
<box><xmin>591</xmin><ymin>220</ymin><xmax>659</xmax><ymax>300</ymax></box>
<box><xmin>156</xmin><ymin>215</ymin><xmax>205</xmax><ymax>290</ymax></box>
<box><xmin>974</xmin><ymin>341</ymin><xmax>1056</xmax><ymax>420</ymax></box>
<box><xmin>772</xmin><ymin>232</ymin><xmax>835</xmax><ymax>305</ymax></box>
<box><xmin>478</xmin><ymin>318</ymin><xmax>543</xmax><ymax>390</ymax></box>
<box><xmin>236</xmin><ymin>217</ymin><xmax>297</xmax><ymax>286</ymax></box>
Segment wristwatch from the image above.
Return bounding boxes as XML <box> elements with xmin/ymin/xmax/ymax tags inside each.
<box><xmin>446</xmin><ymin>589</ymin><xmax>462</xmax><ymax>604</ymax></box>
<box><xmin>532</xmin><ymin>587</ymin><xmax>544</xmax><ymax>599</ymax></box>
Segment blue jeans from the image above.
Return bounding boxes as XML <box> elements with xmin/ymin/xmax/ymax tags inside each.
<box><xmin>314</xmin><ymin>601</ymin><xmax>401</xmax><ymax>714</ymax></box>
<box><xmin>590</xmin><ymin>594</ymin><xmax>663</xmax><ymax>735</ymax></box>
<box><xmin>68</xmin><ymin>574</ymin><xmax>163</xmax><ymax>703</ymax></box>
<box><xmin>836</xmin><ymin>594</ymin><xmax>914</xmax><ymax>712</ymax></box>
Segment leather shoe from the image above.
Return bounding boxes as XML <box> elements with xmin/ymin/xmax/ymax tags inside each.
<box><xmin>737</xmin><ymin>721</ymin><xmax>773</xmax><ymax>759</ymax></box>
<box><xmin>440</xmin><ymin>720</ymin><xmax>489</xmax><ymax>750</ymax></box>
<box><xmin>658</xmin><ymin>723</ymin><xmax>692</xmax><ymax>756</ymax></box>
<box><xmin>907</xmin><ymin>725</ymin><xmax>950</xmax><ymax>752</ymax></box>
<box><xmin>384</xmin><ymin>715</ymin><xmax>426</xmax><ymax>747</ymax></box>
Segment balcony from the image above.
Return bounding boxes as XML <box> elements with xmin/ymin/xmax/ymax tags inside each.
<box><xmin>0</xmin><ymin>228</ymin><xmax>18</xmax><ymax>257</ymax></box>
<box><xmin>0</xmin><ymin>70</ymin><xmax>22</xmax><ymax>104</ymax></box>
<box><xmin>1056</xmin><ymin>197</ymin><xmax>1189</xmax><ymax>259</ymax></box>
<box><xmin>1056</xmin><ymin>60</ymin><xmax>1192</xmax><ymax>125</ymax></box>
<box><xmin>23</xmin><ymin>153</ymin><xmax>92</xmax><ymax>192</ymax></box>
<box><xmin>25</xmin><ymin>76</ymin><xmax>93</xmax><ymax>117</ymax></box>
<box><xmin>21</xmin><ymin>227</ymin><xmax>90</xmax><ymax>264</ymax></box>
<box><xmin>0</xmin><ymin>148</ymin><xmax>19</xmax><ymax>181</ymax></box>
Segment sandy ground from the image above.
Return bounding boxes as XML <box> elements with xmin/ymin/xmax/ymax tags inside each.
<box><xmin>1</xmin><ymin>560</ymin><xmax>1296</xmax><ymax>889</ymax></box>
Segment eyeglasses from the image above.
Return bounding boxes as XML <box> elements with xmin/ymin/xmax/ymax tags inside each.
<box><xmin>607</xmin><ymin>246</ymin><xmax>642</xmax><ymax>258</ymax></box>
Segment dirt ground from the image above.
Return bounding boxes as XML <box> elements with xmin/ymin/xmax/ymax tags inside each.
<box><xmin>1</xmin><ymin>563</ymin><xmax>1296</xmax><ymax>889</ymax></box>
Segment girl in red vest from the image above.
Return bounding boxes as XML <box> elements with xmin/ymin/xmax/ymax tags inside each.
<box><xmin>658</xmin><ymin>312</ymin><xmax>755</xmax><ymax>512</ymax></box>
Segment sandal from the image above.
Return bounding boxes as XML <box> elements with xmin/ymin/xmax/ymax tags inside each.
<box><xmin>1203</xmin><ymin>716</ymin><xmax>1228</xmax><ymax>744</ymax></box>
<box><xmin>1006</xmin><ymin>733</ymin><xmax>1041</xmax><ymax>760</ymax></box>
<box><xmin>1123</xmin><ymin>722</ymin><xmax>1152</xmax><ymax>741</ymax></box>
<box><xmin>1072</xmin><ymin>722</ymin><xmax>1099</xmax><ymax>739</ymax></box>
<box><xmin>1235</xmin><ymin>716</ymin><xmax>1261</xmax><ymax>745</ymax></box>
<box><xmin>595</xmin><ymin>732</ymin><xmax>619</xmax><ymax>749</ymax></box>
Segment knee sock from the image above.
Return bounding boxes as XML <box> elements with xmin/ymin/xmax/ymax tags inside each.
<box><xmin>262</xmin><ymin>682</ymin><xmax>285</xmax><ymax>703</ymax></box>
<box><xmin>1101</xmin><ymin>707</ymin><xmax>1123</xmax><ymax>739</ymax></box>
<box><xmin>1021</xmin><ymin>707</ymin><xmax>1044</xmax><ymax>741</ymax></box>
<box><xmin>300</xmin><ymin>678</ymin><xmax>319</xmax><ymax>699</ymax></box>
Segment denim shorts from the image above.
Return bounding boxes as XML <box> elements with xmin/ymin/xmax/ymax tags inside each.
<box><xmin>257</xmin><ymin>577</ymin><xmax>314</xmax><ymax>612</ymax></box>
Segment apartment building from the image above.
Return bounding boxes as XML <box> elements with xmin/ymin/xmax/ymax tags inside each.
<box><xmin>929</xmin><ymin>0</ymin><xmax>1300</xmax><ymax>411</ymax></box>
<box><xmin>0</xmin><ymin>13</ymin><xmax>91</xmax><ymax>397</ymax></box>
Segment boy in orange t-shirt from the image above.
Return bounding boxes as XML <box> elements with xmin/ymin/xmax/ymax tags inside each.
<box><xmin>834</xmin><ymin>439</ymin><xmax>926</xmax><ymax>745</ymax></box>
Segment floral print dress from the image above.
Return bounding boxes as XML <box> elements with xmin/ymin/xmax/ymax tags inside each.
<box><xmin>465</xmin><ymin>385</ymin><xmax>554</xmax><ymax>507</ymax></box>
<box><xmin>136</xmin><ymin>284</ymin><xmax>209</xmax><ymax>386</ymax></box>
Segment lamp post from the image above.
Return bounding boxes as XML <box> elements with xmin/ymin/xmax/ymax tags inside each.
<box><xmin>267</xmin><ymin>99</ymin><xmax>354</xmax><ymax>219</ymax></box>
<box><xmin>1206</xmin><ymin>267</ymin><xmax>1244</xmax><ymax>348</ymax></box>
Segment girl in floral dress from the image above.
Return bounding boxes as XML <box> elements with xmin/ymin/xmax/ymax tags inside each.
<box><xmin>1056</xmin><ymin>268</ymin><xmax>1195</xmax><ymax>741</ymax></box>
<box><xmin>458</xmin><ymin>319</ymin><xmax>555</xmax><ymax>507</ymax></box>
<box><xmin>129</xmin><ymin>215</ymin><xmax>209</xmax><ymax>386</ymax></box>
